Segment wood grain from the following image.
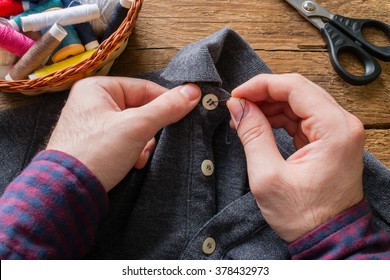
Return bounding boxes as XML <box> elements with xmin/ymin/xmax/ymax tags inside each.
<box><xmin>1</xmin><ymin>0</ymin><xmax>389</xmax><ymax>168</ymax></box>
<box><xmin>365</xmin><ymin>129</ymin><xmax>390</xmax><ymax>168</ymax></box>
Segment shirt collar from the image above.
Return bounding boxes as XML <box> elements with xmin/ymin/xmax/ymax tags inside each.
<box><xmin>161</xmin><ymin>28</ymin><xmax>272</xmax><ymax>90</ymax></box>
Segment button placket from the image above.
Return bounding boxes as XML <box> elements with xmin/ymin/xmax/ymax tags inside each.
<box><xmin>200</xmin><ymin>91</ymin><xmax>218</xmax><ymax>179</ymax></box>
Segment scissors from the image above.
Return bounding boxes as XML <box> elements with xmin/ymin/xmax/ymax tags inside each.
<box><xmin>284</xmin><ymin>0</ymin><xmax>390</xmax><ymax>85</ymax></box>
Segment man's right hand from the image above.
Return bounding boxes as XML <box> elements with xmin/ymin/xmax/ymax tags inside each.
<box><xmin>228</xmin><ymin>73</ymin><xmax>365</xmax><ymax>242</ymax></box>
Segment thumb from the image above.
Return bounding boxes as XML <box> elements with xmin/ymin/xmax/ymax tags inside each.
<box><xmin>130</xmin><ymin>83</ymin><xmax>201</xmax><ymax>140</ymax></box>
<box><xmin>227</xmin><ymin>98</ymin><xmax>285</xmax><ymax>178</ymax></box>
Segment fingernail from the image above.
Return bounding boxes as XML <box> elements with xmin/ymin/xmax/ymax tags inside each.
<box><xmin>180</xmin><ymin>84</ymin><xmax>201</xmax><ymax>101</ymax></box>
<box><xmin>227</xmin><ymin>98</ymin><xmax>245</xmax><ymax>123</ymax></box>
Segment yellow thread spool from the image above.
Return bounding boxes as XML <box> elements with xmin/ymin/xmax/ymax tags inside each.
<box><xmin>51</xmin><ymin>38</ymin><xmax>85</xmax><ymax>63</ymax></box>
<box><xmin>29</xmin><ymin>49</ymin><xmax>95</xmax><ymax>79</ymax></box>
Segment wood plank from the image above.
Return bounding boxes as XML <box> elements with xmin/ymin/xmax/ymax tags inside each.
<box><xmin>365</xmin><ymin>129</ymin><xmax>390</xmax><ymax>168</ymax></box>
<box><xmin>128</xmin><ymin>0</ymin><xmax>390</xmax><ymax>50</ymax></box>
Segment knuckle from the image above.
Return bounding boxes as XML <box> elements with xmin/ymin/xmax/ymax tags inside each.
<box><xmin>127</xmin><ymin>114</ymin><xmax>155</xmax><ymax>141</ymax></box>
<box><xmin>239</xmin><ymin>124</ymin><xmax>266</xmax><ymax>147</ymax></box>
<box><xmin>143</xmin><ymin>80</ymin><xmax>155</xmax><ymax>103</ymax></box>
<box><xmin>263</xmin><ymin>168</ymin><xmax>283</xmax><ymax>185</ymax></box>
<box><xmin>74</xmin><ymin>76</ymin><xmax>99</xmax><ymax>88</ymax></box>
<box><xmin>157</xmin><ymin>96</ymin><xmax>181</xmax><ymax>121</ymax></box>
<box><xmin>250</xmin><ymin>168</ymin><xmax>283</xmax><ymax>198</ymax></box>
<box><xmin>71</xmin><ymin>77</ymin><xmax>103</xmax><ymax>96</ymax></box>
<box><xmin>348</xmin><ymin>115</ymin><xmax>365</xmax><ymax>143</ymax></box>
<box><xmin>286</xmin><ymin>73</ymin><xmax>316</xmax><ymax>90</ymax></box>
<box><xmin>289</xmin><ymin>73</ymin><xmax>303</xmax><ymax>79</ymax></box>
<box><xmin>287</xmin><ymin>73</ymin><xmax>306</xmax><ymax>83</ymax></box>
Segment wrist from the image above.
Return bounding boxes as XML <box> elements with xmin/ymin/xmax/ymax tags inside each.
<box><xmin>284</xmin><ymin>197</ymin><xmax>365</xmax><ymax>243</ymax></box>
<box><xmin>287</xmin><ymin>199</ymin><xmax>384</xmax><ymax>259</ymax></box>
<box><xmin>256</xmin><ymin>187</ymin><xmax>364</xmax><ymax>243</ymax></box>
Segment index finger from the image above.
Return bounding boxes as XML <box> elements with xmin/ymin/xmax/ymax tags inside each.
<box><xmin>232</xmin><ymin>73</ymin><xmax>341</xmax><ymax>120</ymax></box>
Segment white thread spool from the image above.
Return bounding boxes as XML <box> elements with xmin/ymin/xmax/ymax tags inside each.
<box><xmin>79</xmin><ymin>0</ymin><xmax>120</xmax><ymax>37</ymax></box>
<box><xmin>21</xmin><ymin>4</ymin><xmax>100</xmax><ymax>32</ymax></box>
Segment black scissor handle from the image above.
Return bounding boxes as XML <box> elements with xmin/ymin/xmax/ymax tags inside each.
<box><xmin>331</xmin><ymin>14</ymin><xmax>390</xmax><ymax>61</ymax></box>
<box><xmin>321</xmin><ymin>23</ymin><xmax>382</xmax><ymax>85</ymax></box>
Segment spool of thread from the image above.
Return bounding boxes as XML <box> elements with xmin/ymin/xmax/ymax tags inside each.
<box><xmin>8</xmin><ymin>0</ymin><xmax>63</xmax><ymax>31</ymax></box>
<box><xmin>0</xmin><ymin>65</ymin><xmax>12</xmax><ymax>79</ymax></box>
<box><xmin>61</xmin><ymin>0</ymin><xmax>99</xmax><ymax>50</ymax></box>
<box><xmin>51</xmin><ymin>25</ymin><xmax>85</xmax><ymax>62</ymax></box>
<box><xmin>0</xmin><ymin>0</ymin><xmax>32</xmax><ymax>17</ymax></box>
<box><xmin>6</xmin><ymin>23</ymin><xmax>67</xmax><ymax>80</ymax></box>
<box><xmin>103</xmin><ymin>0</ymin><xmax>132</xmax><ymax>40</ymax></box>
<box><xmin>29</xmin><ymin>48</ymin><xmax>95</xmax><ymax>79</ymax></box>
<box><xmin>24</xmin><ymin>30</ymin><xmax>42</xmax><ymax>41</ymax></box>
<box><xmin>79</xmin><ymin>0</ymin><xmax>120</xmax><ymax>37</ymax></box>
<box><xmin>0</xmin><ymin>19</ymin><xmax>35</xmax><ymax>57</ymax></box>
<box><xmin>39</xmin><ymin>7</ymin><xmax>85</xmax><ymax>63</ymax></box>
<box><xmin>21</xmin><ymin>4</ymin><xmax>100</xmax><ymax>32</ymax></box>
<box><xmin>0</xmin><ymin>47</ymin><xmax>16</xmax><ymax>65</ymax></box>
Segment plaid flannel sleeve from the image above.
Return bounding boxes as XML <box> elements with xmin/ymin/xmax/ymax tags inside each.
<box><xmin>0</xmin><ymin>150</ymin><xmax>108</xmax><ymax>259</ymax></box>
<box><xmin>289</xmin><ymin>199</ymin><xmax>390</xmax><ymax>259</ymax></box>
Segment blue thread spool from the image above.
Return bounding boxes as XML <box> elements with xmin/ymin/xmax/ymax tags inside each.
<box><xmin>51</xmin><ymin>25</ymin><xmax>85</xmax><ymax>63</ymax></box>
<box><xmin>61</xmin><ymin>0</ymin><xmax>99</xmax><ymax>50</ymax></box>
<box><xmin>102</xmin><ymin>0</ymin><xmax>132</xmax><ymax>40</ymax></box>
<box><xmin>35</xmin><ymin>6</ymin><xmax>85</xmax><ymax>63</ymax></box>
<box><xmin>8</xmin><ymin>0</ymin><xmax>63</xmax><ymax>31</ymax></box>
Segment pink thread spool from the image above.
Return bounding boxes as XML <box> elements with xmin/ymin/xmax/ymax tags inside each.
<box><xmin>0</xmin><ymin>19</ymin><xmax>35</xmax><ymax>57</ymax></box>
<box><xmin>6</xmin><ymin>23</ymin><xmax>67</xmax><ymax>80</ymax></box>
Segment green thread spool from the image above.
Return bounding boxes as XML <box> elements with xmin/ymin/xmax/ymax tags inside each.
<box><xmin>51</xmin><ymin>25</ymin><xmax>85</xmax><ymax>63</ymax></box>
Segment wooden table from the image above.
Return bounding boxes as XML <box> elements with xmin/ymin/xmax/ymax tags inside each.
<box><xmin>1</xmin><ymin>0</ymin><xmax>390</xmax><ymax>168</ymax></box>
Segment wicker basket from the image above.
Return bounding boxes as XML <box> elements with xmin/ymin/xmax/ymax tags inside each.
<box><xmin>0</xmin><ymin>0</ymin><xmax>143</xmax><ymax>95</ymax></box>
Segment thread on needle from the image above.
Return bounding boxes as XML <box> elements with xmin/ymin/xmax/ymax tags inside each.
<box><xmin>7</xmin><ymin>23</ymin><xmax>67</xmax><ymax>80</ymax></box>
<box><xmin>235</xmin><ymin>98</ymin><xmax>247</xmax><ymax>130</ymax></box>
<box><xmin>21</xmin><ymin>3</ymin><xmax>100</xmax><ymax>32</ymax></box>
<box><xmin>208</xmin><ymin>96</ymin><xmax>247</xmax><ymax>142</ymax></box>
<box><xmin>209</xmin><ymin>97</ymin><xmax>247</xmax><ymax>130</ymax></box>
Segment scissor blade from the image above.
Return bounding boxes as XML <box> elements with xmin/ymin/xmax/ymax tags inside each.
<box><xmin>284</xmin><ymin>0</ymin><xmax>332</xmax><ymax>29</ymax></box>
<box><xmin>284</xmin><ymin>0</ymin><xmax>308</xmax><ymax>13</ymax></box>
